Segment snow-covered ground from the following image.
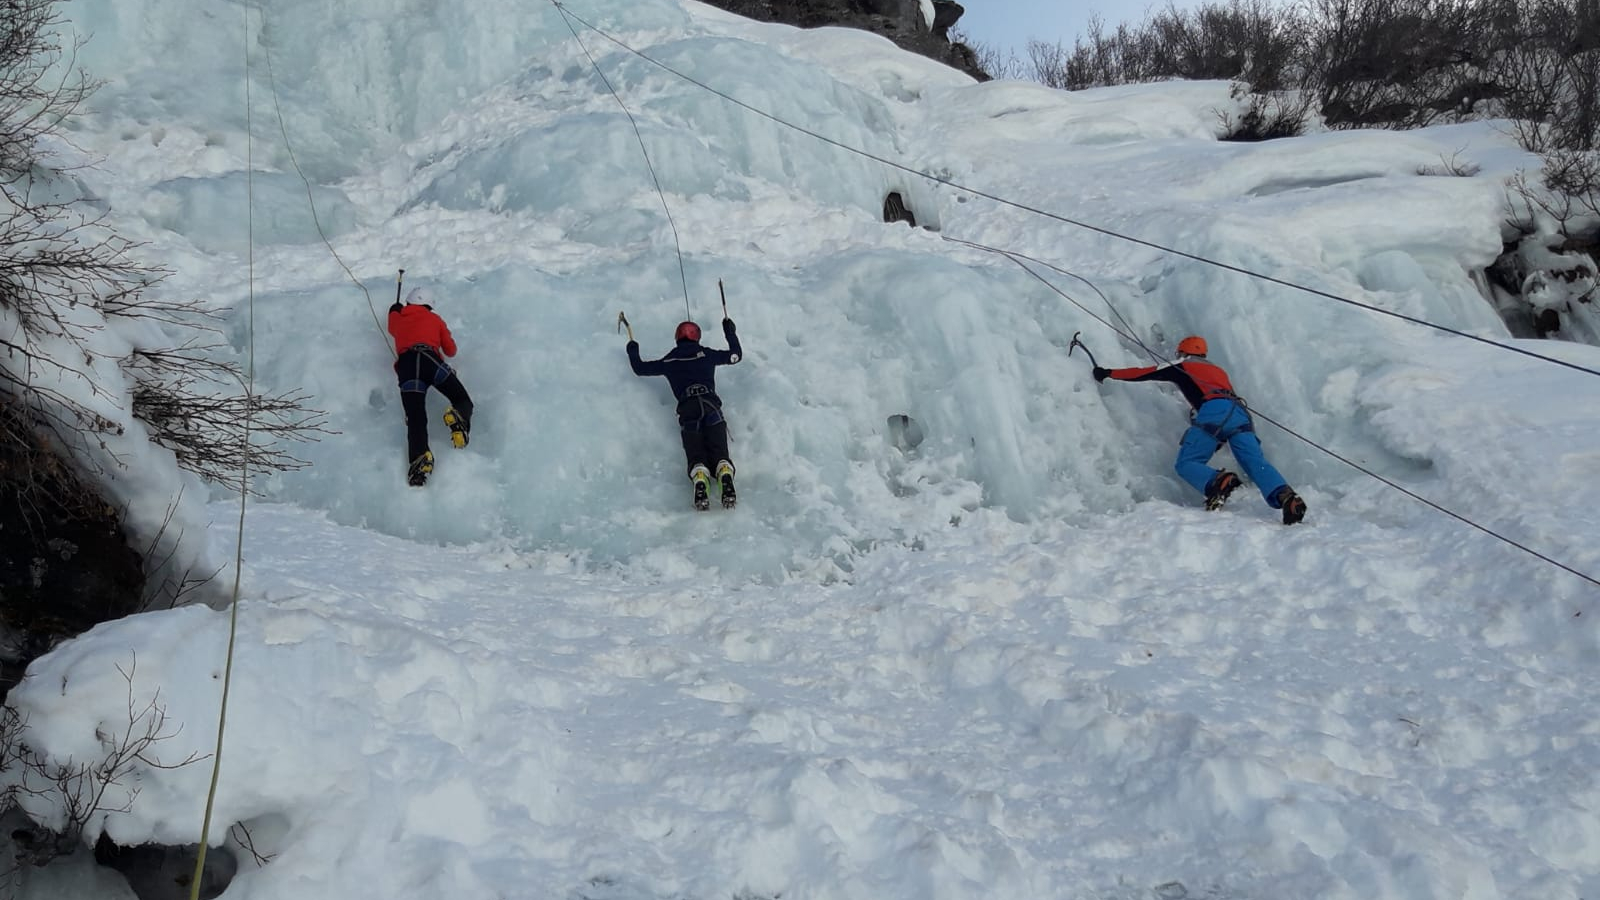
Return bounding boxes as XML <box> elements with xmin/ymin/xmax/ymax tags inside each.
<box><xmin>4</xmin><ymin>0</ymin><xmax>1598</xmax><ymax>897</ymax></box>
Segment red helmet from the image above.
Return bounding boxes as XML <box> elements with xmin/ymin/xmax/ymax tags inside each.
<box><xmin>674</xmin><ymin>321</ymin><xmax>701</xmax><ymax>342</ymax></box>
<box><xmin>1177</xmin><ymin>335</ymin><xmax>1208</xmax><ymax>357</ymax></box>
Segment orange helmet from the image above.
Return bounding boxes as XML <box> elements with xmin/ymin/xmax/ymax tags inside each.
<box><xmin>1177</xmin><ymin>335</ymin><xmax>1208</xmax><ymax>357</ymax></box>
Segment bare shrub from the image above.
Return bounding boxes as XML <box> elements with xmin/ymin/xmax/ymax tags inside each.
<box><xmin>1498</xmin><ymin>0</ymin><xmax>1600</xmax><ymax>240</ymax></box>
<box><xmin>125</xmin><ymin>342</ymin><xmax>330</xmax><ymax>489</ymax></box>
<box><xmin>1028</xmin><ymin>35</ymin><xmax>1077</xmax><ymax>89</ymax></box>
<box><xmin>949</xmin><ymin>28</ymin><xmax>1029</xmax><ymax>81</ymax></box>
<box><xmin>0</xmin><ymin>0</ymin><xmax>326</xmax><ymax>514</ymax></box>
<box><xmin>1218</xmin><ymin>82</ymin><xmax>1316</xmax><ymax>141</ymax></box>
<box><xmin>1038</xmin><ymin>0</ymin><xmax>1589</xmax><ymax>142</ymax></box>
<box><xmin>1416</xmin><ymin>151</ymin><xmax>1483</xmax><ymax>177</ymax></box>
<box><xmin>1498</xmin><ymin>0</ymin><xmax>1600</xmax><ymax>154</ymax></box>
<box><xmin>1301</xmin><ymin>0</ymin><xmax>1499</xmax><ymax>128</ymax></box>
<box><xmin>0</xmin><ymin>0</ymin><xmax>99</xmax><ymax>180</ymax></box>
<box><xmin>1508</xmin><ymin>156</ymin><xmax>1600</xmax><ymax>238</ymax></box>
<box><xmin>1051</xmin><ymin>1</ymin><xmax>1308</xmax><ymax>91</ymax></box>
<box><xmin>3</xmin><ymin>657</ymin><xmax>205</xmax><ymax>870</ymax></box>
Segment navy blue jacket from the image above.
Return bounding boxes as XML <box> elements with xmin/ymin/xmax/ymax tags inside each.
<box><xmin>628</xmin><ymin>318</ymin><xmax>742</xmax><ymax>428</ymax></box>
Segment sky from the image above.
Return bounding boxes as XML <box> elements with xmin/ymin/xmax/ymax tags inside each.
<box><xmin>3</xmin><ymin>0</ymin><xmax>1600</xmax><ymax>898</ymax></box>
<box><xmin>954</xmin><ymin>0</ymin><xmax>1193</xmax><ymax>55</ymax></box>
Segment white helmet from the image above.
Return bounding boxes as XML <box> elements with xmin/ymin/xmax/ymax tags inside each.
<box><xmin>404</xmin><ymin>286</ymin><xmax>432</xmax><ymax>306</ymax></box>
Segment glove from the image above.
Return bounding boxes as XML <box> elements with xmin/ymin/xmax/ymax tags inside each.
<box><xmin>723</xmin><ymin>317</ymin><xmax>736</xmax><ymax>331</ymax></box>
<box><xmin>1093</xmin><ymin>367</ymin><xmax>1110</xmax><ymax>383</ymax></box>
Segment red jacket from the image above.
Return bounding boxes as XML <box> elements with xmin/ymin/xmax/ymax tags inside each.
<box><xmin>388</xmin><ymin>303</ymin><xmax>457</xmax><ymax>357</ymax></box>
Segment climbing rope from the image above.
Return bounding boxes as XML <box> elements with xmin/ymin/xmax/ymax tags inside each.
<box><xmin>551</xmin><ymin>0</ymin><xmax>693</xmax><ymax>319</ymax></box>
<box><xmin>260</xmin><ymin>39</ymin><xmax>394</xmax><ymax>359</ymax></box>
<box><xmin>941</xmin><ymin>235</ymin><xmax>1158</xmax><ymax>361</ymax></box>
<box><xmin>951</xmin><ymin>235</ymin><xmax>1600</xmax><ymax>590</ymax></box>
<box><xmin>552</xmin><ymin>2</ymin><xmax>1600</xmax><ymax>382</ymax></box>
<box><xmin>541</xmin><ymin>6</ymin><xmax>1600</xmax><ymax>589</ymax></box>
<box><xmin>188</xmin><ymin>9</ymin><xmax>258</xmax><ymax>899</ymax></box>
<box><xmin>1249</xmin><ymin>407</ymin><xmax>1600</xmax><ymax>589</ymax></box>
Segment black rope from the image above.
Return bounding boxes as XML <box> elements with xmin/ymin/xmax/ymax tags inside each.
<box><xmin>951</xmin><ymin>237</ymin><xmax>1599</xmax><ymax>590</ymax></box>
<box><xmin>554</xmin><ymin>5</ymin><xmax>1598</xmax><ymax>591</ymax></box>
<box><xmin>552</xmin><ymin>3</ymin><xmax>1600</xmax><ymax>382</ymax></box>
<box><xmin>552</xmin><ymin>0</ymin><xmax>692</xmax><ymax>319</ymax></box>
<box><xmin>942</xmin><ymin>235</ymin><xmax>1161</xmax><ymax>362</ymax></box>
<box><xmin>260</xmin><ymin>39</ymin><xmax>395</xmax><ymax>359</ymax></box>
<box><xmin>1251</xmin><ymin>409</ymin><xmax>1600</xmax><ymax>589</ymax></box>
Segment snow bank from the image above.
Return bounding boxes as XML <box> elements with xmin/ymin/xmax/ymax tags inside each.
<box><xmin>7</xmin><ymin>2</ymin><xmax>1598</xmax><ymax>898</ymax></box>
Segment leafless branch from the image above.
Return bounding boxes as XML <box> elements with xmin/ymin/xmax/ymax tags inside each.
<box><xmin>2</xmin><ymin>655</ymin><xmax>208</xmax><ymax>871</ymax></box>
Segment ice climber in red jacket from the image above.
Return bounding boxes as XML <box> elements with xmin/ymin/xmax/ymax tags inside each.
<box><xmin>388</xmin><ymin>287</ymin><xmax>474</xmax><ymax>487</ymax></box>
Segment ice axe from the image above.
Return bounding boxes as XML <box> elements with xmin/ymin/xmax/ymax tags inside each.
<box><xmin>395</xmin><ymin>268</ymin><xmax>406</xmax><ymax>304</ymax></box>
<box><xmin>616</xmin><ymin>311</ymin><xmax>634</xmax><ymax>342</ymax></box>
<box><xmin>718</xmin><ymin>278</ymin><xmax>729</xmax><ymax>319</ymax></box>
<box><xmin>1068</xmin><ymin>331</ymin><xmax>1100</xmax><ymax>369</ymax></box>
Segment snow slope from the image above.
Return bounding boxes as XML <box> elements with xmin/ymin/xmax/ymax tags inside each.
<box><xmin>5</xmin><ymin>0</ymin><xmax>1598</xmax><ymax>897</ymax></box>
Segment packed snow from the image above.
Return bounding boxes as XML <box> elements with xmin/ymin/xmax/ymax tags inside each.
<box><xmin>4</xmin><ymin>0</ymin><xmax>1598</xmax><ymax>898</ymax></box>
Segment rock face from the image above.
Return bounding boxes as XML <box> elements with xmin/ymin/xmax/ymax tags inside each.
<box><xmin>0</xmin><ymin>405</ymin><xmax>145</xmax><ymax>698</ymax></box>
<box><xmin>1484</xmin><ymin>231</ymin><xmax>1600</xmax><ymax>344</ymax></box>
<box><xmin>697</xmin><ymin>0</ymin><xmax>989</xmax><ymax>81</ymax></box>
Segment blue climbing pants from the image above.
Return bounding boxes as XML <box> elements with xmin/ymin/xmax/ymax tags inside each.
<box><xmin>1174</xmin><ymin>398</ymin><xmax>1289</xmax><ymax>507</ymax></box>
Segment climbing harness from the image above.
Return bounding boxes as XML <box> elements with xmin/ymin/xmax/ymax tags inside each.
<box><xmin>398</xmin><ymin>345</ymin><xmax>456</xmax><ymax>393</ymax></box>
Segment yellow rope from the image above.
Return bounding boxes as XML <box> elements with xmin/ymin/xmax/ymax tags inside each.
<box><xmin>188</xmin><ymin>7</ymin><xmax>255</xmax><ymax>897</ymax></box>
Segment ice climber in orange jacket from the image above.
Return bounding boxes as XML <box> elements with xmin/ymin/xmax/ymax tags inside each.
<box><xmin>1095</xmin><ymin>335</ymin><xmax>1307</xmax><ymax>524</ymax></box>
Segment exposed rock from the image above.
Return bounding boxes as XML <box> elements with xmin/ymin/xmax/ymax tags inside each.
<box><xmin>95</xmin><ymin>834</ymin><xmax>237</xmax><ymax>900</ymax></box>
<box><xmin>883</xmin><ymin>190</ymin><xmax>916</xmax><ymax>226</ymax></box>
<box><xmin>696</xmin><ymin>0</ymin><xmax>990</xmax><ymax>81</ymax></box>
<box><xmin>931</xmin><ymin>1</ymin><xmax>965</xmax><ymax>37</ymax></box>
<box><xmin>0</xmin><ymin>402</ymin><xmax>145</xmax><ymax>698</ymax></box>
<box><xmin>1482</xmin><ymin>230</ymin><xmax>1600</xmax><ymax>344</ymax></box>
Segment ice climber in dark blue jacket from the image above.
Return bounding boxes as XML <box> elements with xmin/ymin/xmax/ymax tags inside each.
<box><xmin>628</xmin><ymin>318</ymin><xmax>743</xmax><ymax>510</ymax></box>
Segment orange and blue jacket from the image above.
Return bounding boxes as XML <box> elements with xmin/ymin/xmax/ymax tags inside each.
<box><xmin>388</xmin><ymin>303</ymin><xmax>457</xmax><ymax>357</ymax></box>
<box><xmin>1105</xmin><ymin>359</ymin><xmax>1237</xmax><ymax>411</ymax></box>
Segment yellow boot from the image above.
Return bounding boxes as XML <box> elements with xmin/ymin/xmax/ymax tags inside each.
<box><xmin>442</xmin><ymin>407</ymin><xmax>470</xmax><ymax>449</ymax></box>
<box><xmin>715</xmin><ymin>460</ymin><xmax>736</xmax><ymax>509</ymax></box>
<box><xmin>690</xmin><ymin>464</ymin><xmax>712</xmax><ymax>511</ymax></box>
<box><xmin>407</xmin><ymin>451</ymin><xmax>434</xmax><ymax>487</ymax></box>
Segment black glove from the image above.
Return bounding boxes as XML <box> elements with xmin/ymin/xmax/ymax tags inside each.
<box><xmin>723</xmin><ymin>317</ymin><xmax>736</xmax><ymax>332</ymax></box>
<box><xmin>1093</xmin><ymin>367</ymin><xmax>1110</xmax><ymax>383</ymax></box>
<box><xmin>626</xmin><ymin>339</ymin><xmax>638</xmax><ymax>351</ymax></box>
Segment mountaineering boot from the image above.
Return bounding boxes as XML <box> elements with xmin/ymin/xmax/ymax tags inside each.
<box><xmin>1277</xmin><ymin>487</ymin><xmax>1307</xmax><ymax>525</ymax></box>
<box><xmin>716</xmin><ymin>460</ymin><xmax>737</xmax><ymax>510</ymax></box>
<box><xmin>690</xmin><ymin>465</ymin><xmax>712</xmax><ymax>512</ymax></box>
<box><xmin>443</xmin><ymin>407</ymin><xmax>470</xmax><ymax>449</ymax></box>
<box><xmin>1204</xmin><ymin>470</ymin><xmax>1241</xmax><ymax>511</ymax></box>
<box><xmin>407</xmin><ymin>450</ymin><xmax>434</xmax><ymax>487</ymax></box>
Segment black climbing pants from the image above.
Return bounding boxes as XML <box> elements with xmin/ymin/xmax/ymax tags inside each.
<box><xmin>679</xmin><ymin>420</ymin><xmax>731</xmax><ymax>478</ymax></box>
<box><xmin>395</xmin><ymin>346</ymin><xmax>473</xmax><ymax>462</ymax></box>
